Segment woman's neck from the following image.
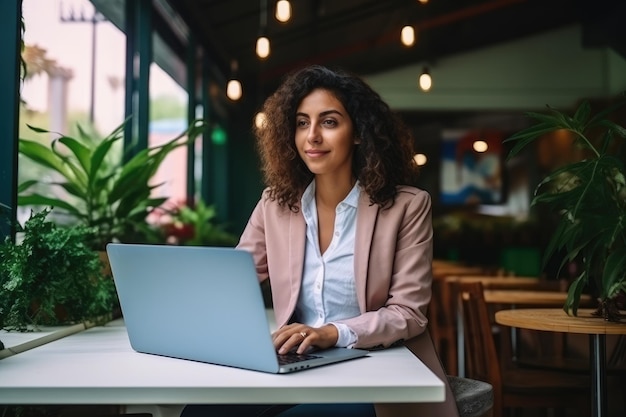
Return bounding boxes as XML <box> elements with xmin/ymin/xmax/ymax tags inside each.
<box><xmin>314</xmin><ymin>174</ymin><xmax>356</xmax><ymax>209</ymax></box>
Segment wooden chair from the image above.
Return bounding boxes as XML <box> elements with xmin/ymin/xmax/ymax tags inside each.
<box><xmin>436</xmin><ymin>274</ymin><xmax>559</xmax><ymax>376</ymax></box>
<box><xmin>428</xmin><ymin>266</ymin><xmax>486</xmax><ymax>375</ymax></box>
<box><xmin>458</xmin><ymin>281</ymin><xmax>591</xmax><ymax>417</ymax></box>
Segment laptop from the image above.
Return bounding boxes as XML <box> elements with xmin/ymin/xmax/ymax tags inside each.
<box><xmin>106</xmin><ymin>243</ymin><xmax>369</xmax><ymax>374</ymax></box>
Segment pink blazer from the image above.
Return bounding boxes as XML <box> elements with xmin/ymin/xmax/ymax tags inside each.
<box><xmin>237</xmin><ymin>185</ymin><xmax>459</xmax><ymax>416</ymax></box>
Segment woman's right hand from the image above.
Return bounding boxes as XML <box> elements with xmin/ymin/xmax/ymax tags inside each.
<box><xmin>272</xmin><ymin>323</ymin><xmax>338</xmax><ymax>354</ymax></box>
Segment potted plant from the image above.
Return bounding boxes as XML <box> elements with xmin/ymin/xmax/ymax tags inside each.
<box><xmin>505</xmin><ymin>96</ymin><xmax>626</xmax><ymax>321</ymax></box>
<box><xmin>17</xmin><ymin>117</ymin><xmax>206</xmax><ymax>251</ymax></box>
<box><xmin>0</xmin><ymin>208</ymin><xmax>117</xmax><ymax>331</ymax></box>
<box><xmin>155</xmin><ymin>198</ymin><xmax>238</xmax><ymax>247</ymax></box>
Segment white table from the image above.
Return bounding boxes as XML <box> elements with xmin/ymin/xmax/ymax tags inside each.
<box><xmin>0</xmin><ymin>319</ymin><xmax>445</xmax><ymax>417</ymax></box>
<box><xmin>0</xmin><ymin>322</ymin><xmax>92</xmax><ymax>359</ymax></box>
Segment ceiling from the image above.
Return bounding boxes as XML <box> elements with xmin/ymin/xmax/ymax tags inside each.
<box><xmin>162</xmin><ymin>0</ymin><xmax>616</xmax><ymax>96</ymax></box>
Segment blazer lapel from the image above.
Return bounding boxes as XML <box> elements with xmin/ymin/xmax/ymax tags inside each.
<box><xmin>288</xmin><ymin>209</ymin><xmax>306</xmax><ymax>309</ymax></box>
<box><xmin>354</xmin><ymin>192</ymin><xmax>379</xmax><ymax>312</ymax></box>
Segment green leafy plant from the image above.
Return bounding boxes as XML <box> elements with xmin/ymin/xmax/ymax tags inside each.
<box><xmin>505</xmin><ymin>97</ymin><xmax>626</xmax><ymax>321</ymax></box>
<box><xmin>0</xmin><ymin>208</ymin><xmax>117</xmax><ymax>331</ymax></box>
<box><xmin>156</xmin><ymin>198</ymin><xmax>238</xmax><ymax>247</ymax></box>
<box><xmin>17</xmin><ymin>118</ymin><xmax>206</xmax><ymax>250</ymax></box>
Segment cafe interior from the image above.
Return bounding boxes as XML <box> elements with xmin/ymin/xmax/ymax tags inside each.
<box><xmin>1</xmin><ymin>0</ymin><xmax>625</xmax><ymax>416</ymax></box>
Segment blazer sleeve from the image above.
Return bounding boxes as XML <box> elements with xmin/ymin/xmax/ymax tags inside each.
<box><xmin>236</xmin><ymin>194</ymin><xmax>270</xmax><ymax>283</ymax></box>
<box><xmin>336</xmin><ymin>188</ymin><xmax>433</xmax><ymax>349</ymax></box>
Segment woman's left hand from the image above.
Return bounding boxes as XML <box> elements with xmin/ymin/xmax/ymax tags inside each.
<box><xmin>272</xmin><ymin>323</ymin><xmax>338</xmax><ymax>354</ymax></box>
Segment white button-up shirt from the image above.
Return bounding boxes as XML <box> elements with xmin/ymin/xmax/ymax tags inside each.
<box><xmin>296</xmin><ymin>180</ymin><xmax>360</xmax><ymax>347</ymax></box>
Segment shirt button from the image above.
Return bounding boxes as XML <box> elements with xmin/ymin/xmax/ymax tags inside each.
<box><xmin>334</xmin><ymin>232</ymin><xmax>339</xmax><ymax>236</ymax></box>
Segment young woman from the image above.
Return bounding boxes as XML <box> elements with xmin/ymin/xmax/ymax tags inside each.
<box><xmin>183</xmin><ymin>65</ymin><xmax>459</xmax><ymax>417</ymax></box>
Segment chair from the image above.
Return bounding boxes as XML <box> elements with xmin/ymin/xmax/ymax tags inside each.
<box><xmin>458</xmin><ymin>281</ymin><xmax>591</xmax><ymax>417</ymax></box>
<box><xmin>441</xmin><ymin>275</ymin><xmax>563</xmax><ymax>376</ymax></box>
<box><xmin>428</xmin><ymin>266</ymin><xmax>486</xmax><ymax>375</ymax></box>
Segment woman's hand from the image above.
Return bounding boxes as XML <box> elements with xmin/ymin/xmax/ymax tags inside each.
<box><xmin>272</xmin><ymin>323</ymin><xmax>338</xmax><ymax>354</ymax></box>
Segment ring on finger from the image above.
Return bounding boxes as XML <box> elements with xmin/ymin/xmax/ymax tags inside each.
<box><xmin>300</xmin><ymin>331</ymin><xmax>307</xmax><ymax>338</ymax></box>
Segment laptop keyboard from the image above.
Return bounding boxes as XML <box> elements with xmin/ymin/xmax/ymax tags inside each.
<box><xmin>277</xmin><ymin>352</ymin><xmax>321</xmax><ymax>365</ymax></box>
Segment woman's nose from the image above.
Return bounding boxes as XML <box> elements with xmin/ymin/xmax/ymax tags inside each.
<box><xmin>307</xmin><ymin>124</ymin><xmax>321</xmax><ymax>143</ymax></box>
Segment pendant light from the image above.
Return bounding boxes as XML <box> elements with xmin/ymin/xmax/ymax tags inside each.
<box><xmin>256</xmin><ymin>35</ymin><xmax>270</xmax><ymax>59</ymax></box>
<box><xmin>226</xmin><ymin>60</ymin><xmax>242</xmax><ymax>101</ymax></box>
<box><xmin>413</xmin><ymin>153</ymin><xmax>427</xmax><ymax>166</ymax></box>
<box><xmin>401</xmin><ymin>25</ymin><xmax>415</xmax><ymax>47</ymax></box>
<box><xmin>275</xmin><ymin>0</ymin><xmax>291</xmax><ymax>22</ymax></box>
<box><xmin>418</xmin><ymin>67</ymin><xmax>432</xmax><ymax>92</ymax></box>
<box><xmin>257</xmin><ymin>0</ymin><xmax>270</xmax><ymax>59</ymax></box>
<box><xmin>255</xmin><ymin>111</ymin><xmax>267</xmax><ymax>129</ymax></box>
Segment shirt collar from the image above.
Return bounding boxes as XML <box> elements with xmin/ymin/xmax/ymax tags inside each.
<box><xmin>301</xmin><ymin>179</ymin><xmax>361</xmax><ymax>210</ymax></box>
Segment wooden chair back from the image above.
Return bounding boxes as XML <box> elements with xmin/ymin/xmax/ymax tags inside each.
<box><xmin>457</xmin><ymin>281</ymin><xmax>503</xmax><ymax>413</ymax></box>
<box><xmin>428</xmin><ymin>266</ymin><xmax>487</xmax><ymax>375</ymax></box>
<box><xmin>458</xmin><ymin>281</ymin><xmax>592</xmax><ymax>417</ymax></box>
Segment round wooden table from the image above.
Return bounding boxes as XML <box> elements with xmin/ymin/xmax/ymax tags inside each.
<box><xmin>495</xmin><ymin>308</ymin><xmax>626</xmax><ymax>417</ymax></box>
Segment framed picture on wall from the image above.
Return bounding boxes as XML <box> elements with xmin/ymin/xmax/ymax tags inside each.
<box><xmin>440</xmin><ymin>129</ymin><xmax>505</xmax><ymax>205</ymax></box>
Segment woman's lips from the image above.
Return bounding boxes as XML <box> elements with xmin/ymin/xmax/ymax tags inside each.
<box><xmin>305</xmin><ymin>149</ymin><xmax>328</xmax><ymax>158</ymax></box>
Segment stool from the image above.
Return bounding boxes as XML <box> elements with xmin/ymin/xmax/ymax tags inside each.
<box><xmin>448</xmin><ymin>375</ymin><xmax>493</xmax><ymax>417</ymax></box>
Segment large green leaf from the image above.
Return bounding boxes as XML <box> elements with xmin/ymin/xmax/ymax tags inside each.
<box><xmin>56</xmin><ymin>136</ymin><xmax>92</xmax><ymax>174</ymax></box>
<box><xmin>17</xmin><ymin>194</ymin><xmax>83</xmax><ymax>217</ymax></box>
<box><xmin>89</xmin><ymin>132</ymin><xmax>123</xmax><ymax>189</ymax></box>
<box><xmin>564</xmin><ymin>272</ymin><xmax>588</xmax><ymax>316</ymax></box>
<box><xmin>602</xmin><ymin>247</ymin><xmax>626</xmax><ymax>298</ymax></box>
<box><xmin>572</xmin><ymin>100</ymin><xmax>591</xmax><ymax>124</ymax></box>
<box><xmin>597</xmin><ymin>119</ymin><xmax>626</xmax><ymax>138</ymax></box>
<box><xmin>19</xmin><ymin>139</ymin><xmax>73</xmax><ymax>178</ymax></box>
<box><xmin>17</xmin><ymin>180</ymin><xmax>38</xmax><ymax>194</ymax></box>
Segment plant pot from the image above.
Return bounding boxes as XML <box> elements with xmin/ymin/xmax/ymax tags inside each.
<box><xmin>98</xmin><ymin>250</ymin><xmax>112</xmax><ymax>277</ymax></box>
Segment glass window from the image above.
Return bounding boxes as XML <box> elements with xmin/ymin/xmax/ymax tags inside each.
<box><xmin>148</xmin><ymin>31</ymin><xmax>189</xmax><ymax>213</ymax></box>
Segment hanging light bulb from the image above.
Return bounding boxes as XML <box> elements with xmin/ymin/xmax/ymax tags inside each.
<box><xmin>227</xmin><ymin>79</ymin><xmax>242</xmax><ymax>101</ymax></box>
<box><xmin>227</xmin><ymin>60</ymin><xmax>242</xmax><ymax>101</ymax></box>
<box><xmin>255</xmin><ymin>112</ymin><xmax>267</xmax><ymax>129</ymax></box>
<box><xmin>256</xmin><ymin>35</ymin><xmax>270</xmax><ymax>59</ymax></box>
<box><xmin>418</xmin><ymin>0</ymin><xmax>429</xmax><ymax>4</ymax></box>
<box><xmin>418</xmin><ymin>67</ymin><xmax>432</xmax><ymax>92</ymax></box>
<box><xmin>401</xmin><ymin>25</ymin><xmax>415</xmax><ymax>47</ymax></box>
<box><xmin>413</xmin><ymin>153</ymin><xmax>427</xmax><ymax>166</ymax></box>
<box><xmin>275</xmin><ymin>0</ymin><xmax>291</xmax><ymax>22</ymax></box>
<box><xmin>473</xmin><ymin>140</ymin><xmax>488</xmax><ymax>153</ymax></box>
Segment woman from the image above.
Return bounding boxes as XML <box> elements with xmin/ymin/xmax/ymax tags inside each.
<box><xmin>183</xmin><ymin>65</ymin><xmax>458</xmax><ymax>416</ymax></box>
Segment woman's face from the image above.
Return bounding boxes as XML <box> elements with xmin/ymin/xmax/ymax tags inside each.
<box><xmin>295</xmin><ymin>88</ymin><xmax>357</xmax><ymax>181</ymax></box>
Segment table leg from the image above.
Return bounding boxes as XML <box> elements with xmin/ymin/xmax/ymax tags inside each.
<box><xmin>456</xmin><ymin>299</ymin><xmax>465</xmax><ymax>377</ymax></box>
<box><xmin>590</xmin><ymin>334</ymin><xmax>607</xmax><ymax>417</ymax></box>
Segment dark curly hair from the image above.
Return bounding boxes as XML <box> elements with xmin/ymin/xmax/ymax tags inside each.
<box><xmin>255</xmin><ymin>64</ymin><xmax>420</xmax><ymax>211</ymax></box>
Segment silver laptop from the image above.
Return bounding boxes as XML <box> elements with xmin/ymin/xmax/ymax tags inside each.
<box><xmin>106</xmin><ymin>243</ymin><xmax>369</xmax><ymax>373</ymax></box>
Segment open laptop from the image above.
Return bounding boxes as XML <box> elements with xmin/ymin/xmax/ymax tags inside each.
<box><xmin>106</xmin><ymin>243</ymin><xmax>369</xmax><ymax>374</ymax></box>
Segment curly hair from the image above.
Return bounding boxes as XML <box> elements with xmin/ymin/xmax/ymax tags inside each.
<box><xmin>254</xmin><ymin>64</ymin><xmax>420</xmax><ymax>211</ymax></box>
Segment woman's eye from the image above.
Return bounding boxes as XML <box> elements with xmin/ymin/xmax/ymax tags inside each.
<box><xmin>296</xmin><ymin>119</ymin><xmax>309</xmax><ymax>127</ymax></box>
<box><xmin>322</xmin><ymin>119</ymin><xmax>337</xmax><ymax>127</ymax></box>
